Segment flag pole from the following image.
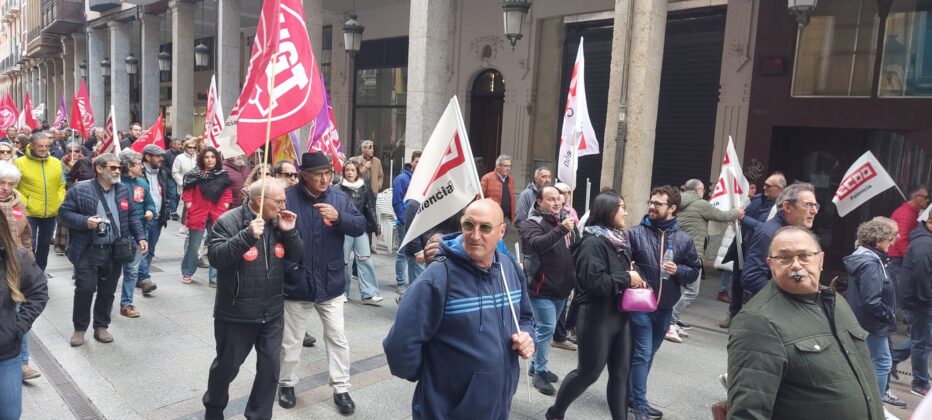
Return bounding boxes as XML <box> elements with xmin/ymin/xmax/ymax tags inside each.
<box><xmin>894</xmin><ymin>185</ymin><xmax>908</xmax><ymax>202</ymax></box>
<box><xmin>585</xmin><ymin>178</ymin><xmax>591</xmax><ymax>214</ymax></box>
<box><xmin>257</xmin><ymin>55</ymin><xmax>279</xmax><ymax>218</ymax></box>
<box><xmin>498</xmin><ymin>262</ymin><xmax>532</xmax><ymax>403</ymax></box>
<box><xmin>729</xmin><ymin>169</ymin><xmax>744</xmax><ymax>268</ymax></box>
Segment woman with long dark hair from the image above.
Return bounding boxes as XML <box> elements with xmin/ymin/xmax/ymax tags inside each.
<box><xmin>339</xmin><ymin>160</ymin><xmax>383</xmax><ymax>304</ymax></box>
<box><xmin>181</xmin><ymin>147</ymin><xmax>232</xmax><ymax>286</ymax></box>
<box><xmin>546</xmin><ymin>191</ymin><xmax>646</xmax><ymax>420</ymax></box>
<box><xmin>0</xmin><ymin>212</ymin><xmax>48</xmax><ymax>419</ymax></box>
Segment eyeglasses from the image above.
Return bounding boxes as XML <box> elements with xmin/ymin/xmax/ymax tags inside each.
<box><xmin>280</xmin><ymin>173</ymin><xmax>299</xmax><ymax>179</ymax></box>
<box><xmin>769</xmin><ymin>251</ymin><xmax>822</xmax><ymax>266</ymax></box>
<box><xmin>185</xmin><ymin>146</ymin><xmax>196</xmax><ymax>150</ymax></box>
<box><xmin>795</xmin><ymin>201</ymin><xmax>821</xmax><ymax>211</ymax></box>
<box><xmin>103</xmin><ymin>165</ymin><xmax>121</xmax><ymax>171</ymax></box>
<box><xmin>0</xmin><ymin>150</ymin><xmax>11</xmax><ymax>155</ymax></box>
<box><xmin>305</xmin><ymin>170</ymin><xmax>333</xmax><ymax>180</ymax></box>
<box><xmin>647</xmin><ymin>200</ymin><xmax>670</xmax><ymax>208</ymax></box>
<box><xmin>267</xmin><ymin>198</ymin><xmax>286</xmax><ymax>206</ymax></box>
<box><xmin>763</xmin><ymin>183</ymin><xmax>778</xmax><ymax>190</ymax></box>
<box><xmin>462</xmin><ymin>220</ymin><xmax>500</xmax><ymax>234</ymax></box>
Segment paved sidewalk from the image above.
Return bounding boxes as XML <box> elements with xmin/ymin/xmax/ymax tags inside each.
<box><xmin>19</xmin><ymin>220</ymin><xmax>922</xmax><ymax>419</ymax></box>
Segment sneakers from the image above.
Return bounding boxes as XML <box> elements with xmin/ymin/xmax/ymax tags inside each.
<box><xmin>178</xmin><ymin>225</ymin><xmax>188</xmax><ymax>235</ymax></box>
<box><xmin>673</xmin><ymin>324</ymin><xmax>689</xmax><ymax>338</ymax></box>
<box><xmin>629</xmin><ymin>405</ymin><xmax>664</xmax><ymax>420</ymax></box>
<box><xmin>716</xmin><ymin>291</ymin><xmax>732</xmax><ymax>303</ymax></box>
<box><xmin>528</xmin><ymin>369</ymin><xmax>558</xmax><ymax>383</ymax></box>
<box><xmin>362</xmin><ymin>296</ymin><xmax>384</xmax><ymax>306</ymax></box>
<box><xmin>70</xmin><ymin>330</ymin><xmax>86</xmax><ymax>347</ymax></box>
<box><xmin>182</xmin><ymin>275</ymin><xmax>193</xmax><ymax>284</ymax></box>
<box><xmin>22</xmin><ymin>364</ymin><xmax>41</xmax><ymax>381</ymax></box>
<box><xmin>551</xmin><ymin>340</ymin><xmax>577</xmax><ymax>351</ymax></box>
<box><xmin>883</xmin><ymin>390</ymin><xmax>907</xmax><ymax>408</ymax></box>
<box><xmin>93</xmin><ymin>327</ymin><xmax>114</xmax><ymax>343</ymax></box>
<box><xmin>138</xmin><ymin>280</ymin><xmax>157</xmax><ymax>294</ymax></box>
<box><xmin>719</xmin><ymin>313</ymin><xmax>733</xmax><ymax>329</ymax></box>
<box><xmin>120</xmin><ymin>305</ymin><xmax>140</xmax><ymax>318</ymax></box>
<box><xmin>664</xmin><ymin>326</ymin><xmax>683</xmax><ymax>343</ymax></box>
<box><xmin>910</xmin><ymin>384</ymin><xmax>930</xmax><ymax>397</ymax></box>
<box><xmin>675</xmin><ymin>320</ymin><xmax>692</xmax><ymax>330</ymax></box>
<box><xmin>533</xmin><ymin>372</ymin><xmax>556</xmax><ymax>395</ymax></box>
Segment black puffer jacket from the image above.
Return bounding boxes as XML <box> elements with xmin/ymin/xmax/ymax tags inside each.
<box><xmin>520</xmin><ymin>206</ymin><xmax>577</xmax><ymax>299</ymax></box>
<box><xmin>903</xmin><ymin>222</ymin><xmax>932</xmax><ymax>310</ymax></box>
<box><xmin>627</xmin><ymin>216</ymin><xmax>701</xmax><ymax>309</ymax></box>
<box><xmin>571</xmin><ymin>232</ymin><xmax>634</xmax><ymax>307</ymax></box>
<box><xmin>0</xmin><ymin>247</ymin><xmax>48</xmax><ymax>360</ymax></box>
<box><xmin>208</xmin><ymin>203</ymin><xmax>303</xmax><ymax>323</ymax></box>
<box><xmin>339</xmin><ymin>179</ymin><xmax>380</xmax><ymax>235</ymax></box>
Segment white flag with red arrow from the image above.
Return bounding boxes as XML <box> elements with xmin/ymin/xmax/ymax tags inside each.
<box><xmin>399</xmin><ymin>97</ymin><xmax>482</xmax><ymax>248</ymax></box>
<box><xmin>204</xmin><ymin>75</ymin><xmax>224</xmax><ymax>148</ymax></box>
<box><xmin>556</xmin><ymin>37</ymin><xmax>599</xmax><ymax>190</ymax></box>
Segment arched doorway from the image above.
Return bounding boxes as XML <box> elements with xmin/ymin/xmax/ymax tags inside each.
<box><xmin>469</xmin><ymin>69</ymin><xmax>505</xmax><ymax>176</ymax></box>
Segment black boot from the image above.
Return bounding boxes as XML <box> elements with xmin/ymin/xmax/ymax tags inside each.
<box><xmin>533</xmin><ymin>373</ymin><xmax>556</xmax><ymax>395</ymax></box>
<box><xmin>278</xmin><ymin>386</ymin><xmax>296</xmax><ymax>409</ymax></box>
<box><xmin>303</xmin><ymin>333</ymin><xmax>317</xmax><ymax>347</ymax></box>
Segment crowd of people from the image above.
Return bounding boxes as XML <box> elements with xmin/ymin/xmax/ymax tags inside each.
<box><xmin>0</xmin><ymin>122</ymin><xmax>930</xmax><ymax>420</ymax></box>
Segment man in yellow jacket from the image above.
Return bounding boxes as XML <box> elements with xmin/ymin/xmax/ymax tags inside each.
<box><xmin>14</xmin><ymin>132</ymin><xmax>66</xmax><ymax>270</ymax></box>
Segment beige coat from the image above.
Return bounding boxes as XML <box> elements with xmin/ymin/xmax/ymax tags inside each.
<box><xmin>351</xmin><ymin>154</ymin><xmax>384</xmax><ymax>193</ymax></box>
<box><xmin>0</xmin><ymin>189</ymin><xmax>33</xmax><ymax>256</ymax></box>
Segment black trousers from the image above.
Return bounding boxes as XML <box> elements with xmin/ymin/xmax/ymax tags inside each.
<box><xmin>552</xmin><ymin>303</ymin><xmax>632</xmax><ymax>419</ymax></box>
<box><xmin>554</xmin><ymin>302</ymin><xmax>569</xmax><ymax>342</ymax></box>
<box><xmin>73</xmin><ymin>246</ymin><xmax>123</xmax><ymax>331</ymax></box>
<box><xmin>203</xmin><ymin>316</ymin><xmax>284</xmax><ymax>420</ymax></box>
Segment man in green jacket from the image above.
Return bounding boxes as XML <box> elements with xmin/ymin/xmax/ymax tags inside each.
<box><xmin>727</xmin><ymin>226</ymin><xmax>883</xmax><ymax>420</ymax></box>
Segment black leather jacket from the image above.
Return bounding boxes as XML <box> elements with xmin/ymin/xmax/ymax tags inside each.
<box><xmin>339</xmin><ymin>180</ymin><xmax>380</xmax><ymax>235</ymax></box>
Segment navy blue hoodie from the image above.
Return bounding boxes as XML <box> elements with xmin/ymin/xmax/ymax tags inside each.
<box><xmin>382</xmin><ymin>234</ymin><xmax>534</xmax><ymax>419</ymax></box>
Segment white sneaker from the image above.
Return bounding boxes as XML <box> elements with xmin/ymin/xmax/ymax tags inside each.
<box><xmin>884</xmin><ymin>407</ymin><xmax>901</xmax><ymax>420</ymax></box>
<box><xmin>178</xmin><ymin>225</ymin><xmax>188</xmax><ymax>235</ymax></box>
<box><xmin>664</xmin><ymin>326</ymin><xmax>682</xmax><ymax>343</ymax></box>
<box><xmin>362</xmin><ymin>296</ymin><xmax>383</xmax><ymax>306</ymax></box>
<box><xmin>675</xmin><ymin>325</ymin><xmax>689</xmax><ymax>338</ymax></box>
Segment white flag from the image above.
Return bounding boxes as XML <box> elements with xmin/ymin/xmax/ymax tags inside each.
<box><xmin>557</xmin><ymin>37</ymin><xmax>599</xmax><ymax>190</ymax></box>
<box><xmin>400</xmin><ymin>97</ymin><xmax>482</xmax><ymax>249</ymax></box>
<box><xmin>709</xmin><ymin>136</ymin><xmax>750</xmax><ymax>213</ymax></box>
<box><xmin>204</xmin><ymin>75</ymin><xmax>224</xmax><ymax>148</ymax></box>
<box><xmin>832</xmin><ymin>151</ymin><xmax>897</xmax><ymax>217</ymax></box>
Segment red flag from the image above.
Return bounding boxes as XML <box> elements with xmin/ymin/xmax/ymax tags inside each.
<box><xmin>21</xmin><ymin>93</ymin><xmax>38</xmax><ymax>130</ymax></box>
<box><xmin>0</xmin><ymin>94</ymin><xmax>19</xmax><ymax>129</ymax></box>
<box><xmin>231</xmin><ymin>0</ymin><xmax>321</xmax><ymax>155</ymax></box>
<box><xmin>131</xmin><ymin>115</ymin><xmax>164</xmax><ymax>153</ymax></box>
<box><xmin>204</xmin><ymin>75</ymin><xmax>223</xmax><ymax>148</ymax></box>
<box><xmin>95</xmin><ymin>105</ymin><xmax>120</xmax><ymax>158</ymax></box>
<box><xmin>72</xmin><ymin>80</ymin><xmax>94</xmax><ymax>138</ymax></box>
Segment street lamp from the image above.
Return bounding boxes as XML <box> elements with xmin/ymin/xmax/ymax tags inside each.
<box><xmin>158</xmin><ymin>50</ymin><xmax>171</xmax><ymax>72</ymax></box>
<box><xmin>787</xmin><ymin>0</ymin><xmax>818</xmax><ymax>28</ymax></box>
<box><xmin>195</xmin><ymin>42</ymin><xmax>210</xmax><ymax>68</ymax></box>
<box><xmin>100</xmin><ymin>58</ymin><xmax>111</xmax><ymax>78</ymax></box>
<box><xmin>342</xmin><ymin>15</ymin><xmax>364</xmax><ymax>55</ymax></box>
<box><xmin>502</xmin><ymin>0</ymin><xmax>531</xmax><ymax>50</ymax></box>
<box><xmin>124</xmin><ymin>53</ymin><xmax>138</xmax><ymax>76</ymax></box>
<box><xmin>79</xmin><ymin>60</ymin><xmax>87</xmax><ymax>80</ymax></box>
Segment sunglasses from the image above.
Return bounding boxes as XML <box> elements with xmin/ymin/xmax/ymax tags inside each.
<box><xmin>280</xmin><ymin>173</ymin><xmax>299</xmax><ymax>178</ymax></box>
<box><xmin>103</xmin><ymin>165</ymin><xmax>121</xmax><ymax>171</ymax></box>
<box><xmin>0</xmin><ymin>150</ymin><xmax>11</xmax><ymax>155</ymax></box>
<box><xmin>462</xmin><ymin>221</ymin><xmax>499</xmax><ymax>234</ymax></box>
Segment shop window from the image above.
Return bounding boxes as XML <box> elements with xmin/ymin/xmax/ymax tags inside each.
<box><xmin>354</xmin><ymin>67</ymin><xmax>407</xmax><ymax>184</ymax></box>
<box><xmin>792</xmin><ymin>0</ymin><xmax>878</xmax><ymax>97</ymax></box>
<box><xmin>879</xmin><ymin>0</ymin><xmax>932</xmax><ymax>96</ymax></box>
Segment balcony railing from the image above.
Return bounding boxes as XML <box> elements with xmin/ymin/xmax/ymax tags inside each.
<box><xmin>41</xmin><ymin>0</ymin><xmax>83</xmax><ymax>35</ymax></box>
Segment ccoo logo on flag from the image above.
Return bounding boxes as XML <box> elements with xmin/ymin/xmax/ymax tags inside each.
<box><xmin>835</xmin><ymin>162</ymin><xmax>878</xmax><ymax>201</ymax></box>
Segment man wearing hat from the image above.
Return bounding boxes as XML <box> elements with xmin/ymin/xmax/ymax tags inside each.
<box><xmin>278</xmin><ymin>151</ymin><xmax>367</xmax><ymax>414</ymax></box>
<box><xmin>134</xmin><ymin>144</ymin><xmax>172</xmax><ymax>293</ymax></box>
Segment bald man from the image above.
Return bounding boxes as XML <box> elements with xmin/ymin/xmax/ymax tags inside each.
<box><xmin>727</xmin><ymin>226</ymin><xmax>882</xmax><ymax>420</ymax></box>
<box><xmin>383</xmin><ymin>199</ymin><xmax>535</xmax><ymax>419</ymax></box>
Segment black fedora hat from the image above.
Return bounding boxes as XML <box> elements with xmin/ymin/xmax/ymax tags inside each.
<box><xmin>299</xmin><ymin>151</ymin><xmax>332</xmax><ymax>171</ymax></box>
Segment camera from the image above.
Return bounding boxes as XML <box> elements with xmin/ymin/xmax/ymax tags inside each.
<box><xmin>96</xmin><ymin>218</ymin><xmax>111</xmax><ymax>237</ymax></box>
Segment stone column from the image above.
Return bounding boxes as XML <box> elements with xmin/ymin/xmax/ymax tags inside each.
<box><xmin>298</xmin><ymin>0</ymin><xmax>322</xmax><ymax>147</ymax></box>
<box><xmin>87</xmin><ymin>28</ymin><xmax>107</xmax><ymax>125</ymax></box>
<box><xmin>72</xmin><ymin>33</ymin><xmax>87</xmax><ymax>95</ymax></box>
<box><xmin>110</xmin><ymin>21</ymin><xmax>131</xmax><ymax>131</ymax></box>
<box><xmin>47</xmin><ymin>59</ymin><xmax>58</xmax><ymax>122</ymax></box>
<box><xmin>37</xmin><ymin>62</ymin><xmax>46</xmax><ymax>114</ymax></box>
<box><xmin>62</xmin><ymin>38</ymin><xmax>75</xmax><ymax>107</ymax></box>
<box><xmin>600</xmin><ymin>0</ymin><xmax>633</xmax><ymax>191</ymax></box>
<box><xmin>170</xmin><ymin>0</ymin><xmax>195</xmax><ymax>137</ymax></box>
<box><xmin>217</xmin><ymin>0</ymin><xmax>241</xmax><ymax>117</ymax></box>
<box><xmin>619</xmin><ymin>0</ymin><xmax>668</xmax><ymax>225</ymax></box>
<box><xmin>141</xmin><ymin>13</ymin><xmax>162</xmax><ymax>125</ymax></box>
<box><xmin>404</xmin><ymin>0</ymin><xmax>452</xmax><ymax>161</ymax></box>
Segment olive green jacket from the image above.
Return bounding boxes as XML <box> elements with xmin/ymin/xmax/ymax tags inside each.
<box><xmin>727</xmin><ymin>281</ymin><xmax>884</xmax><ymax>420</ymax></box>
<box><xmin>676</xmin><ymin>191</ymin><xmax>739</xmax><ymax>256</ymax></box>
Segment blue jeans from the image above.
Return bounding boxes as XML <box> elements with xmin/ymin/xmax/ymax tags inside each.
<box><xmin>182</xmin><ymin>227</ymin><xmax>217</xmax><ymax>284</ymax></box>
<box><xmin>530</xmin><ymin>297</ymin><xmax>565</xmax><ymax>375</ymax></box>
<box><xmin>27</xmin><ymin>216</ymin><xmax>56</xmax><ymax>271</ymax></box>
<box><xmin>395</xmin><ymin>223</ymin><xmax>407</xmax><ymax>286</ymax></box>
<box><xmin>718</xmin><ymin>270</ymin><xmax>732</xmax><ymax>293</ymax></box>
<box><xmin>0</xmin><ymin>354</ymin><xmax>22</xmax><ymax>419</ymax></box>
<box><xmin>866</xmin><ymin>333</ymin><xmax>892</xmax><ymax>395</ymax></box>
<box><xmin>166</xmin><ymin>179</ymin><xmax>179</xmax><ymax>215</ymax></box>
<box><xmin>906</xmin><ymin>307</ymin><xmax>932</xmax><ymax>389</ymax></box>
<box><xmin>121</xmin><ymin>248</ymin><xmax>145</xmax><ymax>306</ymax></box>
<box><xmin>138</xmin><ymin>219</ymin><xmax>163</xmax><ymax>282</ymax></box>
<box><xmin>629</xmin><ymin>309</ymin><xmax>674</xmax><ymax>411</ymax></box>
<box><xmin>344</xmin><ymin>235</ymin><xmax>380</xmax><ymax>299</ymax></box>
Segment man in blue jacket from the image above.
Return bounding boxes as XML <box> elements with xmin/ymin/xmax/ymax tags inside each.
<box><xmin>392</xmin><ymin>151</ymin><xmax>422</xmax><ymax>294</ymax></box>
<box><xmin>59</xmin><ymin>153</ymin><xmax>147</xmax><ymax>347</ymax></box>
<box><xmin>383</xmin><ymin>198</ymin><xmax>535</xmax><ymax>419</ymax></box>
<box><xmin>277</xmin><ymin>151</ymin><xmax>366</xmax><ymax>415</ymax></box>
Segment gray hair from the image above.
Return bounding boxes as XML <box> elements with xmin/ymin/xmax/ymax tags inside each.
<box><xmin>247</xmin><ymin>177</ymin><xmax>284</xmax><ymax>201</ymax></box>
<box><xmin>66</xmin><ymin>141</ymin><xmax>83</xmax><ymax>152</ymax></box>
<box><xmin>360</xmin><ymin>140</ymin><xmax>374</xmax><ymax>150</ymax></box>
<box><xmin>0</xmin><ymin>142</ymin><xmax>13</xmax><ymax>152</ymax></box>
<box><xmin>857</xmin><ymin>219</ymin><xmax>897</xmax><ymax>248</ymax></box>
<box><xmin>29</xmin><ymin>131</ymin><xmax>50</xmax><ymax>145</ymax></box>
<box><xmin>534</xmin><ymin>167</ymin><xmax>551</xmax><ymax>177</ymax></box>
<box><xmin>770</xmin><ymin>226</ymin><xmax>823</xmax><ymax>253</ymax></box>
<box><xmin>0</xmin><ymin>164</ymin><xmax>22</xmax><ymax>184</ymax></box>
<box><xmin>495</xmin><ymin>154</ymin><xmax>512</xmax><ymax>166</ymax></box>
<box><xmin>94</xmin><ymin>153</ymin><xmax>119</xmax><ymax>168</ymax></box>
<box><xmin>119</xmin><ymin>149</ymin><xmax>142</xmax><ymax>168</ymax></box>
<box><xmin>682</xmin><ymin>179</ymin><xmax>703</xmax><ymax>192</ymax></box>
<box><xmin>776</xmin><ymin>182</ymin><xmax>816</xmax><ymax>209</ymax></box>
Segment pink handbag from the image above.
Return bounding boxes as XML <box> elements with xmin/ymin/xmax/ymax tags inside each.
<box><xmin>619</xmin><ymin>287</ymin><xmax>658</xmax><ymax>312</ymax></box>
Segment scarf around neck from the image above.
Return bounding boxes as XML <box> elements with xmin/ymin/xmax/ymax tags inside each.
<box><xmin>584</xmin><ymin>225</ymin><xmax>630</xmax><ymax>257</ymax></box>
<box><xmin>183</xmin><ymin>168</ymin><xmax>231</xmax><ymax>203</ymax></box>
<box><xmin>341</xmin><ymin>178</ymin><xmax>364</xmax><ymax>190</ymax></box>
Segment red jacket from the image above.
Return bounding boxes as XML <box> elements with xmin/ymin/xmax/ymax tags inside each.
<box><xmin>890</xmin><ymin>202</ymin><xmax>920</xmax><ymax>258</ymax></box>
<box><xmin>480</xmin><ymin>171</ymin><xmax>516</xmax><ymax>221</ymax></box>
<box><xmin>222</xmin><ymin>160</ymin><xmax>252</xmax><ymax>207</ymax></box>
<box><xmin>182</xmin><ymin>182</ymin><xmax>233</xmax><ymax>230</ymax></box>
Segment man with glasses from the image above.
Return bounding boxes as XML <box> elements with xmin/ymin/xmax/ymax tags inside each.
<box><xmin>383</xmin><ymin>198</ymin><xmax>534</xmax><ymax>419</ymax></box>
<box><xmin>59</xmin><ymin>153</ymin><xmax>148</xmax><ymax>347</ymax></box>
<box><xmin>727</xmin><ymin>226</ymin><xmax>883</xmax><ymax>419</ymax></box>
<box><xmin>272</xmin><ymin>161</ymin><xmax>300</xmax><ymax>187</ymax></box>
<box><xmin>14</xmin><ymin>132</ymin><xmax>66</xmax><ymax>271</ymax></box>
<box><xmin>278</xmin><ymin>151</ymin><xmax>366</xmax><ymax>414</ymax></box>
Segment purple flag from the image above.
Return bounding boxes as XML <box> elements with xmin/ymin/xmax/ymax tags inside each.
<box><xmin>54</xmin><ymin>94</ymin><xmax>67</xmax><ymax>128</ymax></box>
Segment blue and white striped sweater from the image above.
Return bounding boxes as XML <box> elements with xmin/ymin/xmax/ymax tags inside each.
<box><xmin>444</xmin><ymin>290</ymin><xmax>523</xmax><ymax>315</ymax></box>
